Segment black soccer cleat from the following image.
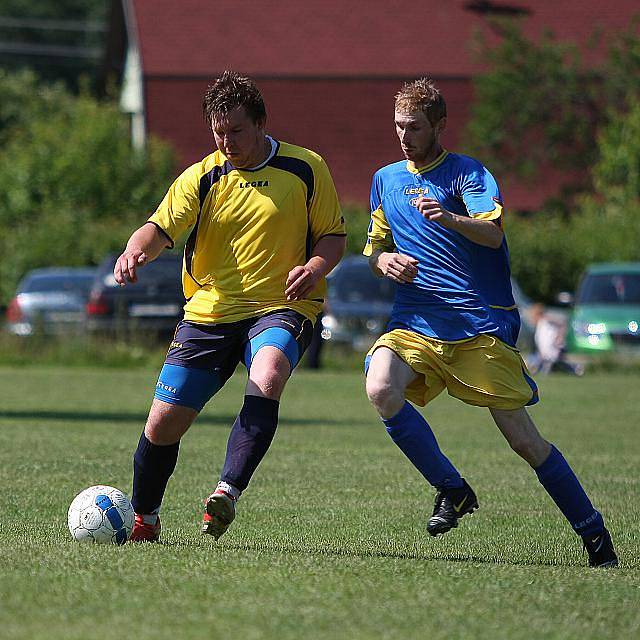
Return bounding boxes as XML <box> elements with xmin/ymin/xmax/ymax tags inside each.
<box><xmin>427</xmin><ymin>479</ymin><xmax>479</xmax><ymax>537</ymax></box>
<box><xmin>583</xmin><ymin>529</ymin><xmax>618</xmax><ymax>568</ymax></box>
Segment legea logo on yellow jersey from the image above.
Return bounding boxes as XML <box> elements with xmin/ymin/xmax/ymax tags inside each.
<box><xmin>239</xmin><ymin>180</ymin><xmax>270</xmax><ymax>188</ymax></box>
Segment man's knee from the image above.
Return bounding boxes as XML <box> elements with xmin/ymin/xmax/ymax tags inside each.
<box><xmin>145</xmin><ymin>400</ymin><xmax>197</xmax><ymax>445</ymax></box>
<box><xmin>250</xmin><ymin>371</ymin><xmax>286</xmax><ymax>398</ymax></box>
<box><xmin>248</xmin><ymin>347</ymin><xmax>291</xmax><ymax>399</ymax></box>
<box><xmin>366</xmin><ymin>375</ymin><xmax>404</xmax><ymax>416</ymax></box>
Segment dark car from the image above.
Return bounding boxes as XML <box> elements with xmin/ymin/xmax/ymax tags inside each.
<box><xmin>322</xmin><ymin>255</ymin><xmax>535</xmax><ymax>352</ymax></box>
<box><xmin>6</xmin><ymin>267</ymin><xmax>96</xmax><ymax>336</ymax></box>
<box><xmin>86</xmin><ymin>253</ymin><xmax>185</xmax><ymax>337</ymax></box>
<box><xmin>321</xmin><ymin>256</ymin><xmax>396</xmax><ymax>352</ymax></box>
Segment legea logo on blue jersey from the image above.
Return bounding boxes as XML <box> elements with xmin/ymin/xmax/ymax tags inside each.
<box><xmin>404</xmin><ymin>186</ymin><xmax>428</xmax><ymax>196</ymax></box>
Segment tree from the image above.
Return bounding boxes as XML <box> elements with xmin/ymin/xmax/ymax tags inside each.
<box><xmin>0</xmin><ymin>0</ymin><xmax>108</xmax><ymax>88</ymax></box>
<box><xmin>0</xmin><ymin>70</ymin><xmax>177</xmax><ymax>305</ymax></box>
<box><xmin>465</xmin><ymin>19</ymin><xmax>640</xmax><ymax>194</ymax></box>
<box><xmin>464</xmin><ymin>20</ymin><xmax>640</xmax><ymax>302</ymax></box>
<box><xmin>506</xmin><ymin>98</ymin><xmax>640</xmax><ymax>302</ymax></box>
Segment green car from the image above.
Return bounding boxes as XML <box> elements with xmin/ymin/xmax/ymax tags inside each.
<box><xmin>567</xmin><ymin>262</ymin><xmax>640</xmax><ymax>354</ymax></box>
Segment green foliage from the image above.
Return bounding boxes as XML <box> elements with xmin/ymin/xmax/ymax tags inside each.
<box><xmin>0</xmin><ymin>70</ymin><xmax>177</xmax><ymax>305</ymax></box>
<box><xmin>0</xmin><ymin>68</ymin><xmax>73</xmax><ymax>146</ymax></box>
<box><xmin>0</xmin><ymin>0</ymin><xmax>107</xmax><ymax>21</ymax></box>
<box><xmin>593</xmin><ymin>95</ymin><xmax>640</xmax><ymax>198</ymax></box>
<box><xmin>465</xmin><ymin>20</ymin><xmax>640</xmax><ymax>186</ymax></box>
<box><xmin>507</xmin><ymin>199</ymin><xmax>640</xmax><ymax>302</ymax></box>
<box><xmin>343</xmin><ymin>204</ymin><xmax>371</xmax><ymax>255</ymax></box>
<box><xmin>466</xmin><ymin>25</ymin><xmax>595</xmax><ymax>180</ymax></box>
<box><xmin>0</xmin><ymin>0</ymin><xmax>108</xmax><ymax>83</ymax></box>
<box><xmin>508</xmin><ymin>117</ymin><xmax>640</xmax><ymax>299</ymax></box>
<box><xmin>465</xmin><ymin>20</ymin><xmax>640</xmax><ymax>301</ymax></box>
<box><xmin>0</xmin><ymin>332</ymin><xmax>167</xmax><ymax>368</ymax></box>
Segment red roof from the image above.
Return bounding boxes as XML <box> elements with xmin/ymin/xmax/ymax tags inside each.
<box><xmin>133</xmin><ymin>0</ymin><xmax>639</xmax><ymax>78</ymax></box>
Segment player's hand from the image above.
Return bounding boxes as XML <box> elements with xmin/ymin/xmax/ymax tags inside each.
<box><xmin>113</xmin><ymin>249</ymin><xmax>148</xmax><ymax>286</ymax></box>
<box><xmin>377</xmin><ymin>252</ymin><xmax>418</xmax><ymax>284</ymax></box>
<box><xmin>285</xmin><ymin>264</ymin><xmax>321</xmax><ymax>300</ymax></box>
<box><xmin>415</xmin><ymin>197</ymin><xmax>455</xmax><ymax>226</ymax></box>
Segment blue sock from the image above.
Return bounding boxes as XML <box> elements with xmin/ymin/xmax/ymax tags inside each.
<box><xmin>534</xmin><ymin>444</ymin><xmax>604</xmax><ymax>537</ymax></box>
<box><xmin>132</xmin><ymin>432</ymin><xmax>180</xmax><ymax>514</ymax></box>
<box><xmin>383</xmin><ymin>402</ymin><xmax>463</xmax><ymax>489</ymax></box>
<box><xmin>221</xmin><ymin>395</ymin><xmax>279</xmax><ymax>492</ymax></box>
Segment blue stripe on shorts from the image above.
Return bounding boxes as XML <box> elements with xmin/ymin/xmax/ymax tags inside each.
<box><xmin>243</xmin><ymin>327</ymin><xmax>301</xmax><ymax>370</ymax></box>
<box><xmin>154</xmin><ymin>363</ymin><xmax>222</xmax><ymax>412</ymax></box>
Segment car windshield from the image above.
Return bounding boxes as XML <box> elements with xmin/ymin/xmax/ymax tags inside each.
<box><xmin>331</xmin><ymin>265</ymin><xmax>395</xmax><ymax>303</ymax></box>
<box><xmin>577</xmin><ymin>273</ymin><xmax>640</xmax><ymax>304</ymax></box>
<box><xmin>21</xmin><ymin>273</ymin><xmax>95</xmax><ymax>295</ymax></box>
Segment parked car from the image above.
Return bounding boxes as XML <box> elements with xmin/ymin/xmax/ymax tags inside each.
<box><xmin>321</xmin><ymin>255</ymin><xmax>396</xmax><ymax>351</ymax></box>
<box><xmin>321</xmin><ymin>255</ymin><xmax>535</xmax><ymax>352</ymax></box>
<box><xmin>566</xmin><ymin>262</ymin><xmax>640</xmax><ymax>354</ymax></box>
<box><xmin>86</xmin><ymin>253</ymin><xmax>185</xmax><ymax>337</ymax></box>
<box><xmin>5</xmin><ymin>267</ymin><xmax>96</xmax><ymax>336</ymax></box>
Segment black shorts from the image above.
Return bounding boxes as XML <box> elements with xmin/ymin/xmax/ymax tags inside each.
<box><xmin>154</xmin><ymin>309</ymin><xmax>315</xmax><ymax>411</ymax></box>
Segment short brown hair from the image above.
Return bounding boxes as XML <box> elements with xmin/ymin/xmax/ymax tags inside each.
<box><xmin>202</xmin><ymin>70</ymin><xmax>266</xmax><ymax>125</ymax></box>
<box><xmin>395</xmin><ymin>78</ymin><xmax>447</xmax><ymax>126</ymax></box>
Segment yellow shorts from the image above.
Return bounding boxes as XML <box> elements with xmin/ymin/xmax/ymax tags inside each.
<box><xmin>367</xmin><ymin>329</ymin><xmax>538</xmax><ymax>410</ymax></box>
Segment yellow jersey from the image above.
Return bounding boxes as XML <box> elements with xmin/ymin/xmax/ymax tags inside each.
<box><xmin>148</xmin><ymin>140</ymin><xmax>345</xmax><ymax>324</ymax></box>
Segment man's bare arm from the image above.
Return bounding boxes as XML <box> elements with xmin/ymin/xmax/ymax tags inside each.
<box><xmin>285</xmin><ymin>235</ymin><xmax>347</xmax><ymax>301</ymax></box>
<box><xmin>114</xmin><ymin>222</ymin><xmax>173</xmax><ymax>286</ymax></box>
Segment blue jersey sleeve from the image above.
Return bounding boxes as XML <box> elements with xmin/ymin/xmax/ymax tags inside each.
<box><xmin>370</xmin><ymin>171</ymin><xmax>383</xmax><ymax>212</ymax></box>
<box><xmin>458</xmin><ymin>159</ymin><xmax>503</xmax><ymax>221</ymax></box>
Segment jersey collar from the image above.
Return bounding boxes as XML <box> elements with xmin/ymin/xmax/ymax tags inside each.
<box><xmin>246</xmin><ymin>135</ymin><xmax>278</xmax><ymax>171</ymax></box>
<box><xmin>407</xmin><ymin>149</ymin><xmax>449</xmax><ymax>175</ymax></box>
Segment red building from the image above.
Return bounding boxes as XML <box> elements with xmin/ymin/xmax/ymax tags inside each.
<box><xmin>106</xmin><ymin>0</ymin><xmax>638</xmax><ymax>209</ymax></box>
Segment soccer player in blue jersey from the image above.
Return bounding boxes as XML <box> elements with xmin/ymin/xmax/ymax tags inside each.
<box><xmin>363</xmin><ymin>78</ymin><xmax>617</xmax><ymax>567</ymax></box>
<box><xmin>113</xmin><ymin>71</ymin><xmax>346</xmax><ymax>542</ymax></box>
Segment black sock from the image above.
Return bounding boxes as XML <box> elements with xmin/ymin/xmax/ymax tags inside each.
<box><xmin>132</xmin><ymin>432</ymin><xmax>180</xmax><ymax>514</ymax></box>
<box><xmin>220</xmin><ymin>395</ymin><xmax>280</xmax><ymax>492</ymax></box>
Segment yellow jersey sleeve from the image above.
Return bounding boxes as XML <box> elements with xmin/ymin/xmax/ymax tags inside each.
<box><xmin>147</xmin><ymin>163</ymin><xmax>202</xmax><ymax>246</ymax></box>
<box><xmin>363</xmin><ymin>204</ymin><xmax>395</xmax><ymax>256</ymax></box>
<box><xmin>308</xmin><ymin>157</ymin><xmax>346</xmax><ymax>246</ymax></box>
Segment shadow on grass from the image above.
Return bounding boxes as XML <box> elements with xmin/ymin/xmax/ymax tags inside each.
<box><xmin>155</xmin><ymin>537</ymin><xmax>583</xmax><ymax>568</ymax></box>
<box><xmin>0</xmin><ymin>409</ymin><xmax>349</xmax><ymax>426</ymax></box>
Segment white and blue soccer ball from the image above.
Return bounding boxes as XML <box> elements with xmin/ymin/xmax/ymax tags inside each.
<box><xmin>67</xmin><ymin>485</ymin><xmax>134</xmax><ymax>545</ymax></box>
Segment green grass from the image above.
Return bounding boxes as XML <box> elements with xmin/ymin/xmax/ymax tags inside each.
<box><xmin>0</xmin><ymin>367</ymin><xmax>638</xmax><ymax>639</ymax></box>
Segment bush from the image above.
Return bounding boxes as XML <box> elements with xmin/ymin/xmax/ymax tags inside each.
<box><xmin>0</xmin><ymin>71</ymin><xmax>177</xmax><ymax>305</ymax></box>
<box><xmin>508</xmin><ymin>94</ymin><xmax>640</xmax><ymax>302</ymax></box>
<box><xmin>507</xmin><ymin>199</ymin><xmax>640</xmax><ymax>302</ymax></box>
<box><xmin>343</xmin><ymin>205</ymin><xmax>371</xmax><ymax>256</ymax></box>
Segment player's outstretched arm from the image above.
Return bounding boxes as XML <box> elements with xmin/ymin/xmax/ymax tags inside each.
<box><xmin>114</xmin><ymin>222</ymin><xmax>172</xmax><ymax>286</ymax></box>
<box><xmin>285</xmin><ymin>235</ymin><xmax>346</xmax><ymax>301</ymax></box>
<box><xmin>368</xmin><ymin>249</ymin><xmax>418</xmax><ymax>284</ymax></box>
<box><xmin>415</xmin><ymin>197</ymin><xmax>504</xmax><ymax>249</ymax></box>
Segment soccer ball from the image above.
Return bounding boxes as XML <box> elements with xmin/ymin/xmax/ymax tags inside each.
<box><xmin>67</xmin><ymin>485</ymin><xmax>135</xmax><ymax>545</ymax></box>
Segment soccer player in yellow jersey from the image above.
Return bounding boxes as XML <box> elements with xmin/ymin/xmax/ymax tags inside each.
<box><xmin>114</xmin><ymin>71</ymin><xmax>346</xmax><ymax>542</ymax></box>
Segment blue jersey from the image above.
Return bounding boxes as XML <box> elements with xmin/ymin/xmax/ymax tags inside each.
<box><xmin>363</xmin><ymin>150</ymin><xmax>520</xmax><ymax>346</ymax></box>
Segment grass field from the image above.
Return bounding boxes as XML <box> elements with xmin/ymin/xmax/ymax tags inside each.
<box><xmin>1</xmin><ymin>366</ymin><xmax>638</xmax><ymax>639</ymax></box>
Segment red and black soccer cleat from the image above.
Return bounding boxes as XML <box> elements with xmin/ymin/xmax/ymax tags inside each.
<box><xmin>129</xmin><ymin>514</ymin><xmax>161</xmax><ymax>543</ymax></box>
